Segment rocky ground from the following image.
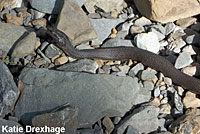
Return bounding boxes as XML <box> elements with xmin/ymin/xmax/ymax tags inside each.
<box><xmin>0</xmin><ymin>0</ymin><xmax>200</xmax><ymax>134</ymax></box>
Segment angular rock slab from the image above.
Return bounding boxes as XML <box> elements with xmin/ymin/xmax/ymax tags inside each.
<box><xmin>56</xmin><ymin>0</ymin><xmax>97</xmax><ymax>45</ymax></box>
<box><xmin>133</xmin><ymin>0</ymin><xmax>200</xmax><ymax>23</ymax></box>
<box><xmin>15</xmin><ymin>68</ymin><xmax>151</xmax><ymax>127</ymax></box>
<box><xmin>0</xmin><ymin>60</ymin><xmax>19</xmax><ymax>117</ymax></box>
<box><xmin>0</xmin><ymin>22</ymin><xmax>27</xmax><ymax>57</ymax></box>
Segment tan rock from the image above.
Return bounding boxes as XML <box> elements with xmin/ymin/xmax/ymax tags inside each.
<box><xmin>0</xmin><ymin>0</ymin><xmax>22</xmax><ymax>11</ymax></box>
<box><xmin>133</xmin><ymin>0</ymin><xmax>200</xmax><ymax>23</ymax></box>
<box><xmin>183</xmin><ymin>91</ymin><xmax>200</xmax><ymax>108</ymax></box>
<box><xmin>54</xmin><ymin>56</ymin><xmax>68</xmax><ymax>65</ymax></box>
<box><xmin>56</xmin><ymin>0</ymin><xmax>97</xmax><ymax>45</ymax></box>
<box><xmin>176</xmin><ymin>17</ymin><xmax>197</xmax><ymax>28</ymax></box>
<box><xmin>170</xmin><ymin>108</ymin><xmax>200</xmax><ymax>134</ymax></box>
<box><xmin>102</xmin><ymin>116</ymin><xmax>114</xmax><ymax>134</ymax></box>
<box><xmin>6</xmin><ymin>14</ymin><xmax>23</xmax><ymax>26</ymax></box>
<box><xmin>31</xmin><ymin>18</ymin><xmax>47</xmax><ymax>28</ymax></box>
<box><xmin>181</xmin><ymin>66</ymin><xmax>196</xmax><ymax>76</ymax></box>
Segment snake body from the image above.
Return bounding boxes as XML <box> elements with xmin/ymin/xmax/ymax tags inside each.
<box><xmin>50</xmin><ymin>29</ymin><xmax>200</xmax><ymax>94</ymax></box>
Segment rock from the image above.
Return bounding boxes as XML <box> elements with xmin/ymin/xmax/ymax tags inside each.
<box><xmin>6</xmin><ymin>13</ymin><xmax>23</xmax><ymax>25</ymax></box>
<box><xmin>176</xmin><ymin>17</ymin><xmax>197</xmax><ymax>28</ymax></box>
<box><xmin>164</xmin><ymin>77</ymin><xmax>172</xmax><ymax>86</ymax></box>
<box><xmin>116</xmin><ymin>65</ymin><xmax>130</xmax><ymax>76</ymax></box>
<box><xmin>32</xmin><ymin>104</ymin><xmax>78</xmax><ymax>134</ymax></box>
<box><xmin>54</xmin><ymin>56</ymin><xmax>68</xmax><ymax>65</ymax></box>
<box><xmin>31</xmin><ymin>18</ymin><xmax>47</xmax><ymax>27</ymax></box>
<box><xmin>130</xmin><ymin>25</ymin><xmax>145</xmax><ymax>35</ymax></box>
<box><xmin>150</xmin><ymin>27</ymin><xmax>165</xmax><ymax>41</ymax></box>
<box><xmin>0</xmin><ymin>60</ymin><xmax>19</xmax><ymax>117</ymax></box>
<box><xmin>29</xmin><ymin>9</ymin><xmax>45</xmax><ymax>19</ymax></box>
<box><xmin>183</xmin><ymin>91</ymin><xmax>200</xmax><ymax>108</ymax></box>
<box><xmin>184</xmin><ymin>28</ymin><xmax>200</xmax><ymax>44</ymax></box>
<box><xmin>0</xmin><ymin>119</ymin><xmax>23</xmax><ymax>134</ymax></box>
<box><xmin>134</xmin><ymin>16</ymin><xmax>152</xmax><ymax>26</ymax></box>
<box><xmin>84</xmin><ymin>0</ymin><xmax>124</xmax><ymax>13</ymax></box>
<box><xmin>175</xmin><ymin>52</ymin><xmax>193</xmax><ymax>69</ymax></box>
<box><xmin>117</xmin><ymin>22</ymin><xmax>133</xmax><ymax>32</ymax></box>
<box><xmin>102</xmin><ymin>117</ymin><xmax>114</xmax><ymax>134</ymax></box>
<box><xmin>56</xmin><ymin>59</ymin><xmax>98</xmax><ymax>74</ymax></box>
<box><xmin>159</xmin><ymin>104</ymin><xmax>171</xmax><ymax>115</ymax></box>
<box><xmin>168</xmin><ymin>38</ymin><xmax>186</xmax><ymax>53</ymax></box>
<box><xmin>90</xmin><ymin>18</ymin><xmax>123</xmax><ymax>43</ymax></box>
<box><xmin>133</xmin><ymin>0</ymin><xmax>200</xmax><ymax>23</ymax></box>
<box><xmin>134</xmin><ymin>32</ymin><xmax>160</xmax><ymax>53</ymax></box>
<box><xmin>76</xmin><ymin>0</ymin><xmax>86</xmax><ymax>6</ymax></box>
<box><xmin>141</xmin><ymin>70</ymin><xmax>157</xmax><ymax>81</ymax></box>
<box><xmin>0</xmin><ymin>0</ymin><xmax>23</xmax><ymax>11</ymax></box>
<box><xmin>181</xmin><ymin>66</ymin><xmax>196</xmax><ymax>76</ymax></box>
<box><xmin>172</xmin><ymin>91</ymin><xmax>183</xmax><ymax>115</ymax></box>
<box><xmin>28</xmin><ymin>0</ymin><xmax>63</xmax><ymax>14</ymax></box>
<box><xmin>56</xmin><ymin>0</ymin><xmax>97</xmax><ymax>45</ymax></box>
<box><xmin>159</xmin><ymin>118</ymin><xmax>167</xmax><ymax>131</ymax></box>
<box><xmin>102</xmin><ymin>38</ymin><xmax>133</xmax><ymax>47</ymax></box>
<box><xmin>45</xmin><ymin>44</ymin><xmax>62</xmax><ymax>59</ymax></box>
<box><xmin>116</xmin><ymin>103</ymin><xmax>159</xmax><ymax>134</ymax></box>
<box><xmin>0</xmin><ymin>22</ymin><xmax>27</xmax><ymax>57</ymax></box>
<box><xmin>154</xmin><ymin>87</ymin><xmax>160</xmax><ymax>98</ymax></box>
<box><xmin>15</xmin><ymin>68</ymin><xmax>151</xmax><ymax>126</ymax></box>
<box><xmin>11</xmin><ymin>32</ymin><xmax>36</xmax><ymax>58</ymax></box>
<box><xmin>169</xmin><ymin>109</ymin><xmax>200</xmax><ymax>134</ymax></box>
<box><xmin>125</xmin><ymin>126</ymin><xmax>140</xmax><ymax>134</ymax></box>
<box><xmin>128</xmin><ymin>63</ymin><xmax>144</xmax><ymax>77</ymax></box>
<box><xmin>143</xmin><ymin>81</ymin><xmax>154</xmax><ymax>91</ymax></box>
<box><xmin>182</xmin><ymin>45</ymin><xmax>196</xmax><ymax>55</ymax></box>
<box><xmin>165</xmin><ymin>22</ymin><xmax>176</xmax><ymax>35</ymax></box>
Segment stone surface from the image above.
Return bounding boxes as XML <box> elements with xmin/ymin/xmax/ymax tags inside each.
<box><xmin>176</xmin><ymin>17</ymin><xmax>197</xmax><ymax>28</ymax></box>
<box><xmin>175</xmin><ymin>52</ymin><xmax>193</xmax><ymax>69</ymax></box>
<box><xmin>116</xmin><ymin>103</ymin><xmax>159</xmax><ymax>134</ymax></box>
<box><xmin>0</xmin><ymin>22</ymin><xmax>27</xmax><ymax>57</ymax></box>
<box><xmin>84</xmin><ymin>0</ymin><xmax>124</xmax><ymax>13</ymax></box>
<box><xmin>183</xmin><ymin>91</ymin><xmax>200</xmax><ymax>108</ymax></box>
<box><xmin>128</xmin><ymin>63</ymin><xmax>144</xmax><ymax>77</ymax></box>
<box><xmin>11</xmin><ymin>32</ymin><xmax>36</xmax><ymax>58</ymax></box>
<box><xmin>6</xmin><ymin>13</ymin><xmax>23</xmax><ymax>25</ymax></box>
<box><xmin>15</xmin><ymin>68</ymin><xmax>151</xmax><ymax>127</ymax></box>
<box><xmin>134</xmin><ymin>32</ymin><xmax>160</xmax><ymax>53</ymax></box>
<box><xmin>56</xmin><ymin>59</ymin><xmax>98</xmax><ymax>74</ymax></box>
<box><xmin>0</xmin><ymin>119</ymin><xmax>23</xmax><ymax>134</ymax></box>
<box><xmin>0</xmin><ymin>60</ymin><xmax>19</xmax><ymax>117</ymax></box>
<box><xmin>56</xmin><ymin>0</ymin><xmax>97</xmax><ymax>45</ymax></box>
<box><xmin>102</xmin><ymin>38</ymin><xmax>133</xmax><ymax>47</ymax></box>
<box><xmin>169</xmin><ymin>109</ymin><xmax>200</xmax><ymax>134</ymax></box>
<box><xmin>102</xmin><ymin>117</ymin><xmax>114</xmax><ymax>134</ymax></box>
<box><xmin>125</xmin><ymin>126</ymin><xmax>140</xmax><ymax>134</ymax></box>
<box><xmin>134</xmin><ymin>16</ymin><xmax>152</xmax><ymax>26</ymax></box>
<box><xmin>0</xmin><ymin>0</ymin><xmax>23</xmax><ymax>11</ymax></box>
<box><xmin>28</xmin><ymin>0</ymin><xmax>63</xmax><ymax>14</ymax></box>
<box><xmin>90</xmin><ymin>18</ymin><xmax>123</xmax><ymax>43</ymax></box>
<box><xmin>32</xmin><ymin>104</ymin><xmax>78</xmax><ymax>134</ymax></box>
<box><xmin>133</xmin><ymin>0</ymin><xmax>200</xmax><ymax>23</ymax></box>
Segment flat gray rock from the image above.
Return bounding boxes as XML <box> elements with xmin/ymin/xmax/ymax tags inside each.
<box><xmin>116</xmin><ymin>103</ymin><xmax>159</xmax><ymax>134</ymax></box>
<box><xmin>56</xmin><ymin>59</ymin><xmax>98</xmax><ymax>74</ymax></box>
<box><xmin>0</xmin><ymin>60</ymin><xmax>19</xmax><ymax>117</ymax></box>
<box><xmin>15</xmin><ymin>68</ymin><xmax>151</xmax><ymax>127</ymax></box>
<box><xmin>90</xmin><ymin>18</ymin><xmax>123</xmax><ymax>43</ymax></box>
<box><xmin>0</xmin><ymin>22</ymin><xmax>27</xmax><ymax>57</ymax></box>
<box><xmin>102</xmin><ymin>38</ymin><xmax>134</xmax><ymax>48</ymax></box>
<box><xmin>28</xmin><ymin>0</ymin><xmax>63</xmax><ymax>14</ymax></box>
<box><xmin>175</xmin><ymin>52</ymin><xmax>193</xmax><ymax>69</ymax></box>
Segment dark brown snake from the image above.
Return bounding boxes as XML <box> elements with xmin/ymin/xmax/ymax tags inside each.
<box><xmin>48</xmin><ymin>28</ymin><xmax>200</xmax><ymax>94</ymax></box>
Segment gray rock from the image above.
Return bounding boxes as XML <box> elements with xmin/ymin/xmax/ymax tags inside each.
<box><xmin>15</xmin><ymin>68</ymin><xmax>151</xmax><ymax>127</ymax></box>
<box><xmin>90</xmin><ymin>18</ymin><xmax>123</xmax><ymax>43</ymax></box>
<box><xmin>56</xmin><ymin>59</ymin><xmax>98</xmax><ymax>74</ymax></box>
<box><xmin>168</xmin><ymin>38</ymin><xmax>186</xmax><ymax>53</ymax></box>
<box><xmin>117</xmin><ymin>22</ymin><xmax>133</xmax><ymax>32</ymax></box>
<box><xmin>141</xmin><ymin>70</ymin><xmax>156</xmax><ymax>81</ymax></box>
<box><xmin>116</xmin><ymin>103</ymin><xmax>159</xmax><ymax>134</ymax></box>
<box><xmin>184</xmin><ymin>28</ymin><xmax>200</xmax><ymax>44</ymax></box>
<box><xmin>134</xmin><ymin>17</ymin><xmax>152</xmax><ymax>26</ymax></box>
<box><xmin>0</xmin><ymin>60</ymin><xmax>20</xmax><ymax>117</ymax></box>
<box><xmin>175</xmin><ymin>52</ymin><xmax>193</xmax><ymax>69</ymax></box>
<box><xmin>134</xmin><ymin>32</ymin><xmax>160</xmax><ymax>53</ymax></box>
<box><xmin>88</xmin><ymin>13</ymin><xmax>101</xmax><ymax>19</ymax></box>
<box><xmin>128</xmin><ymin>63</ymin><xmax>144</xmax><ymax>77</ymax></box>
<box><xmin>45</xmin><ymin>44</ymin><xmax>62</xmax><ymax>59</ymax></box>
<box><xmin>116</xmin><ymin>31</ymin><xmax>129</xmax><ymax>39</ymax></box>
<box><xmin>28</xmin><ymin>0</ymin><xmax>63</xmax><ymax>14</ymax></box>
<box><xmin>130</xmin><ymin>25</ymin><xmax>145</xmax><ymax>35</ymax></box>
<box><xmin>32</xmin><ymin>104</ymin><xmax>78</xmax><ymax>134</ymax></box>
<box><xmin>99</xmin><ymin>65</ymin><xmax>111</xmax><ymax>74</ymax></box>
<box><xmin>56</xmin><ymin>0</ymin><xmax>97</xmax><ymax>45</ymax></box>
<box><xmin>143</xmin><ymin>81</ymin><xmax>154</xmax><ymax>91</ymax></box>
<box><xmin>0</xmin><ymin>22</ymin><xmax>27</xmax><ymax>57</ymax></box>
<box><xmin>172</xmin><ymin>91</ymin><xmax>183</xmax><ymax>115</ymax></box>
<box><xmin>150</xmin><ymin>28</ymin><xmax>165</xmax><ymax>41</ymax></box>
<box><xmin>102</xmin><ymin>38</ymin><xmax>133</xmax><ymax>48</ymax></box>
<box><xmin>151</xmin><ymin>24</ymin><xmax>166</xmax><ymax>35</ymax></box>
<box><xmin>11</xmin><ymin>32</ymin><xmax>36</xmax><ymax>58</ymax></box>
<box><xmin>165</xmin><ymin>22</ymin><xmax>176</xmax><ymax>35</ymax></box>
<box><xmin>158</xmin><ymin>118</ymin><xmax>167</xmax><ymax>131</ymax></box>
<box><xmin>125</xmin><ymin>126</ymin><xmax>140</xmax><ymax>134</ymax></box>
<box><xmin>154</xmin><ymin>87</ymin><xmax>160</xmax><ymax>98</ymax></box>
<box><xmin>0</xmin><ymin>119</ymin><xmax>23</xmax><ymax>134</ymax></box>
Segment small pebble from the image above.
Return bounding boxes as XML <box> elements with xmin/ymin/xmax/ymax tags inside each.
<box><xmin>54</xmin><ymin>56</ymin><xmax>68</xmax><ymax>65</ymax></box>
<box><xmin>175</xmin><ymin>52</ymin><xmax>193</xmax><ymax>69</ymax></box>
<box><xmin>134</xmin><ymin>16</ymin><xmax>152</xmax><ymax>26</ymax></box>
<box><xmin>6</xmin><ymin>13</ymin><xmax>23</xmax><ymax>25</ymax></box>
<box><xmin>183</xmin><ymin>91</ymin><xmax>200</xmax><ymax>108</ymax></box>
<box><xmin>154</xmin><ymin>87</ymin><xmax>160</xmax><ymax>98</ymax></box>
<box><xmin>181</xmin><ymin>66</ymin><xmax>196</xmax><ymax>76</ymax></box>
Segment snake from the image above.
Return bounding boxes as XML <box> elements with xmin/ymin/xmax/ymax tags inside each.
<box><xmin>48</xmin><ymin>28</ymin><xmax>200</xmax><ymax>94</ymax></box>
